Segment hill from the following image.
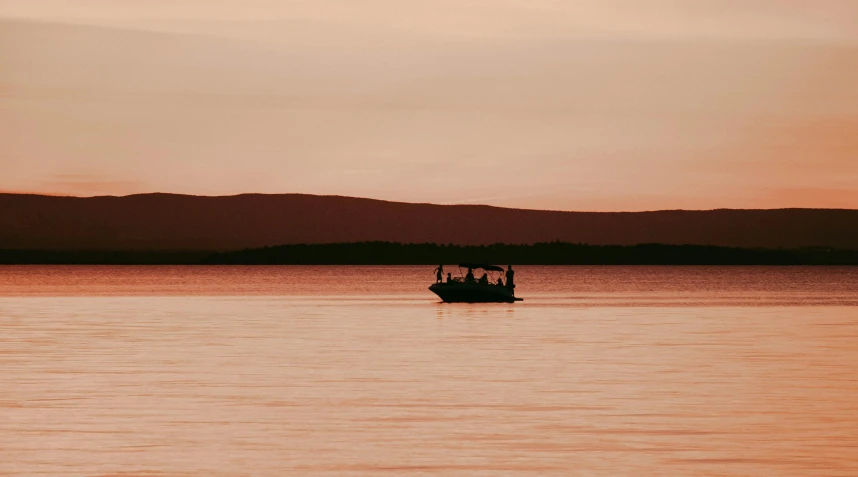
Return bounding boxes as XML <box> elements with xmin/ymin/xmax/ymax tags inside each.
<box><xmin>2</xmin><ymin>193</ymin><xmax>858</xmax><ymax>251</ymax></box>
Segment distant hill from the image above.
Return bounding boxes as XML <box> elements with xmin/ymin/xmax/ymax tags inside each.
<box><xmin>2</xmin><ymin>193</ymin><xmax>858</xmax><ymax>251</ymax></box>
<box><xmin>4</xmin><ymin>242</ymin><xmax>858</xmax><ymax>265</ymax></box>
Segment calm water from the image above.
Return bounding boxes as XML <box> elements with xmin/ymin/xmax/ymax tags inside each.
<box><xmin>2</xmin><ymin>266</ymin><xmax>857</xmax><ymax>476</ymax></box>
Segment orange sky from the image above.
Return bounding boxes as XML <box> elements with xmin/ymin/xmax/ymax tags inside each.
<box><xmin>2</xmin><ymin>0</ymin><xmax>857</xmax><ymax>211</ymax></box>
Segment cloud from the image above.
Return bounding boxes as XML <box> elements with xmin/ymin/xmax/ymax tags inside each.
<box><xmin>2</xmin><ymin>1</ymin><xmax>858</xmax><ymax>45</ymax></box>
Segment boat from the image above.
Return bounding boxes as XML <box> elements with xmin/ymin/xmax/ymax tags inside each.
<box><xmin>429</xmin><ymin>263</ymin><xmax>522</xmax><ymax>303</ymax></box>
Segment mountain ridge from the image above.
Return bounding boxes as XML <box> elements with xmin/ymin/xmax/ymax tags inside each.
<box><xmin>2</xmin><ymin>192</ymin><xmax>857</xmax><ymax>251</ymax></box>
<box><xmin>6</xmin><ymin>191</ymin><xmax>852</xmax><ymax>212</ymax></box>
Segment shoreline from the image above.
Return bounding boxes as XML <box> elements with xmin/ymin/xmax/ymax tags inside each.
<box><xmin>3</xmin><ymin>242</ymin><xmax>858</xmax><ymax>265</ymax></box>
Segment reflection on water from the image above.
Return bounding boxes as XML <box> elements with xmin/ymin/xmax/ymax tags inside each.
<box><xmin>1</xmin><ymin>266</ymin><xmax>857</xmax><ymax>476</ymax></box>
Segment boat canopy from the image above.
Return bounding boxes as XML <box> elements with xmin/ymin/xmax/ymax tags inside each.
<box><xmin>458</xmin><ymin>263</ymin><xmax>504</xmax><ymax>272</ymax></box>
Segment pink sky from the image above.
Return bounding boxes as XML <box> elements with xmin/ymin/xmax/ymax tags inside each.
<box><xmin>2</xmin><ymin>0</ymin><xmax>857</xmax><ymax>211</ymax></box>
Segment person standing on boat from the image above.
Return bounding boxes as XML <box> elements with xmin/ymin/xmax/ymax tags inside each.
<box><xmin>434</xmin><ymin>265</ymin><xmax>444</xmax><ymax>283</ymax></box>
<box><xmin>506</xmin><ymin>265</ymin><xmax>515</xmax><ymax>290</ymax></box>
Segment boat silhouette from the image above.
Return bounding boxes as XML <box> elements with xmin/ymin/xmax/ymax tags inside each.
<box><xmin>429</xmin><ymin>263</ymin><xmax>522</xmax><ymax>303</ymax></box>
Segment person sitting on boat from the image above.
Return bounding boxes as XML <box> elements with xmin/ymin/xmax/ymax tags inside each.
<box><xmin>506</xmin><ymin>265</ymin><xmax>515</xmax><ymax>290</ymax></box>
<box><xmin>479</xmin><ymin>272</ymin><xmax>489</xmax><ymax>284</ymax></box>
<box><xmin>447</xmin><ymin>272</ymin><xmax>452</xmax><ymax>283</ymax></box>
<box><xmin>434</xmin><ymin>265</ymin><xmax>444</xmax><ymax>283</ymax></box>
<box><xmin>496</xmin><ymin>277</ymin><xmax>504</xmax><ymax>286</ymax></box>
<box><xmin>465</xmin><ymin>268</ymin><xmax>475</xmax><ymax>282</ymax></box>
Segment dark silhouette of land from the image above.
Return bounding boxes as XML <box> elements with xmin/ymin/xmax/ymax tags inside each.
<box><xmin>3</xmin><ymin>193</ymin><xmax>858</xmax><ymax>252</ymax></box>
<box><xmin>2</xmin><ymin>242</ymin><xmax>857</xmax><ymax>265</ymax></box>
<box><xmin>204</xmin><ymin>242</ymin><xmax>858</xmax><ymax>265</ymax></box>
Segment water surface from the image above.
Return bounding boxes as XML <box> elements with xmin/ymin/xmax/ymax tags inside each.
<box><xmin>1</xmin><ymin>266</ymin><xmax>857</xmax><ymax>476</ymax></box>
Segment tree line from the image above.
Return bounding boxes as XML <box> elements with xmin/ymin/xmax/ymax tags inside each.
<box><xmin>2</xmin><ymin>242</ymin><xmax>857</xmax><ymax>265</ymax></box>
<box><xmin>203</xmin><ymin>242</ymin><xmax>858</xmax><ymax>265</ymax></box>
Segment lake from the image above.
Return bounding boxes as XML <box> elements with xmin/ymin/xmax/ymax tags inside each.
<box><xmin>2</xmin><ymin>266</ymin><xmax>857</xmax><ymax>476</ymax></box>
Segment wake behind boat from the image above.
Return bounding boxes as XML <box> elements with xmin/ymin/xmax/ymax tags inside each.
<box><xmin>429</xmin><ymin>263</ymin><xmax>522</xmax><ymax>303</ymax></box>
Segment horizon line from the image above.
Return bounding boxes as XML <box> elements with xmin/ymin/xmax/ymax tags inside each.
<box><xmin>1</xmin><ymin>190</ymin><xmax>856</xmax><ymax>214</ymax></box>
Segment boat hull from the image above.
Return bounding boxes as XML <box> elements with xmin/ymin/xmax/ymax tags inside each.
<box><xmin>429</xmin><ymin>282</ymin><xmax>522</xmax><ymax>303</ymax></box>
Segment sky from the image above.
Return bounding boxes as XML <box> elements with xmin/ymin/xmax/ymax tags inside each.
<box><xmin>1</xmin><ymin>0</ymin><xmax>857</xmax><ymax>211</ymax></box>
